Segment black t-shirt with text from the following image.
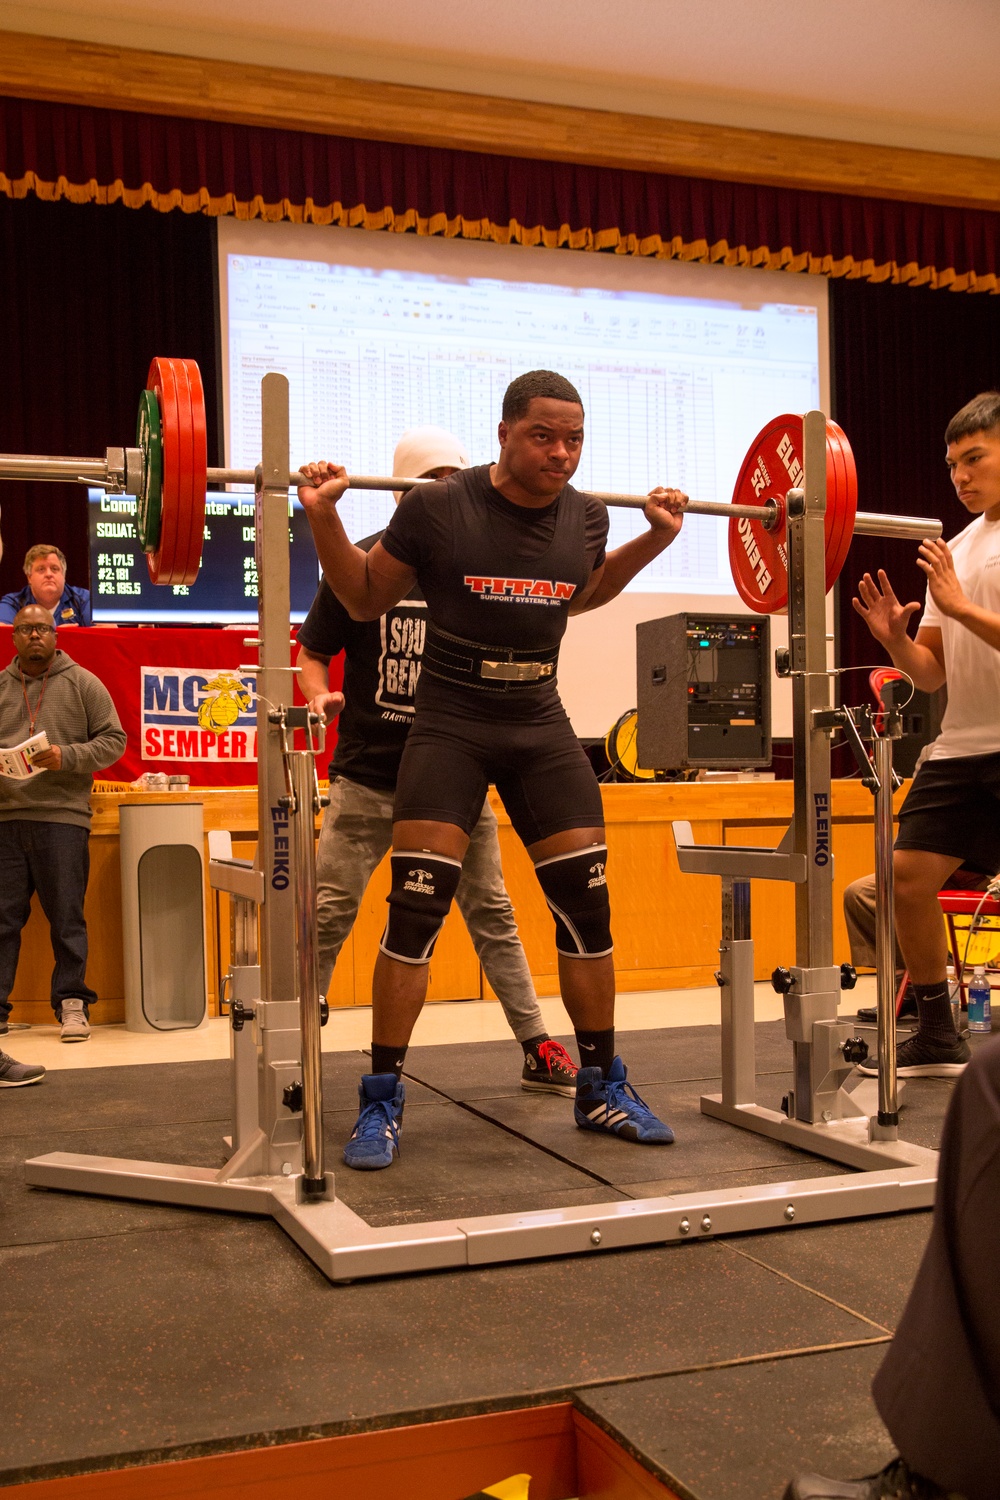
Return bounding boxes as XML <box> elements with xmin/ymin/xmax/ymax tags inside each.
<box><xmin>298</xmin><ymin>534</ymin><xmax>424</xmax><ymax>791</ymax></box>
<box><xmin>380</xmin><ymin>464</ymin><xmax>607</xmax><ymax>720</ymax></box>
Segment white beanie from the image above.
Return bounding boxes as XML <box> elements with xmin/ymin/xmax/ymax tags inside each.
<box><xmin>392</xmin><ymin>427</ymin><xmax>470</xmax><ymax>481</ymax></box>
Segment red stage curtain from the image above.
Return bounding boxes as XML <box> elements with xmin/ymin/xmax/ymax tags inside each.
<box><xmin>1</xmin><ymin>94</ymin><xmax>998</xmax><ymax>292</ymax></box>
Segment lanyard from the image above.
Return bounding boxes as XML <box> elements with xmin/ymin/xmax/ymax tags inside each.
<box><xmin>19</xmin><ymin>662</ymin><xmax>53</xmax><ymax>736</ymax></box>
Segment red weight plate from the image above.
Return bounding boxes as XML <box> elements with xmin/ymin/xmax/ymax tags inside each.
<box><xmin>146</xmin><ymin>358</ymin><xmax>207</xmax><ymax>586</ymax></box>
<box><xmin>729</xmin><ymin>414</ymin><xmax>857</xmax><ymax>613</ymax></box>
<box><xmin>146</xmin><ymin>357</ymin><xmax>180</xmax><ymax>584</ymax></box>
<box><xmin>182</xmin><ymin>360</ymin><xmax>208</xmax><ymax>586</ymax></box>
<box><xmin>826</xmin><ymin>420</ymin><xmax>857</xmax><ymax>592</ymax></box>
<box><xmin>175</xmin><ymin>359</ymin><xmax>199</xmax><ymax>587</ymax></box>
<box><xmin>729</xmin><ymin>414</ymin><xmax>799</xmax><ymax>613</ymax></box>
<box><xmin>171</xmin><ymin>359</ymin><xmax>195</xmax><ymax>588</ymax></box>
<box><xmin>824</xmin><ymin>422</ymin><xmax>849</xmax><ymax>594</ymax></box>
<box><xmin>169</xmin><ymin>358</ymin><xmax>207</xmax><ymax>586</ymax></box>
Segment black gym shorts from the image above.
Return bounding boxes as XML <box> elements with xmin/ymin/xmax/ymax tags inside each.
<box><xmin>895</xmin><ymin>749</ymin><xmax>1000</xmax><ymax>874</ymax></box>
<box><xmin>393</xmin><ymin>701</ymin><xmax>604</xmax><ymax>846</ymax></box>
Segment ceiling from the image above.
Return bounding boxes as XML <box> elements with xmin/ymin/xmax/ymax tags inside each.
<box><xmin>2</xmin><ymin>0</ymin><xmax>999</xmax><ymax>160</ymax></box>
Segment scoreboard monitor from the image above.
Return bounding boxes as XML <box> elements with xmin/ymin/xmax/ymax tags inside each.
<box><xmin>88</xmin><ymin>490</ymin><xmax>322</xmax><ymax>624</ymax></box>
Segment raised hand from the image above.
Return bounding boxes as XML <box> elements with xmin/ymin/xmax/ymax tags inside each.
<box><xmin>645</xmin><ymin>486</ymin><xmax>687</xmax><ymax>542</ymax></box>
<box><xmin>917</xmin><ymin>538</ymin><xmax>966</xmax><ymax>618</ymax></box>
<box><xmin>296</xmin><ymin>461</ymin><xmax>349</xmax><ymax>516</ymax></box>
<box><xmin>852</xmin><ymin>570</ymin><xmax>921</xmax><ymax>647</ymax></box>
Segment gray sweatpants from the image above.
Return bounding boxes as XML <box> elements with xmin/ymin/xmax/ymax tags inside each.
<box><xmin>844</xmin><ymin>869</ymin><xmax>991</xmax><ymax>975</ymax></box>
<box><xmin>843</xmin><ymin>872</ymin><xmax>903</xmax><ymax>975</ymax></box>
<box><xmin>315</xmin><ymin>775</ymin><xmax>546</xmax><ymax>1044</ymax></box>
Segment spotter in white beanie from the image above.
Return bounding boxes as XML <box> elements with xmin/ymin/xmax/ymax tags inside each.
<box><xmin>392</xmin><ymin>427</ymin><xmax>470</xmax><ymax>481</ymax></box>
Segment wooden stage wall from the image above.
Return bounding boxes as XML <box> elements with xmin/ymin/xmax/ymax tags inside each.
<box><xmin>8</xmin><ymin>781</ymin><xmax>881</xmax><ymax>1025</ymax></box>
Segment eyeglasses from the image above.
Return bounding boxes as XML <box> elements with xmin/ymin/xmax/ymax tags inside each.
<box><xmin>13</xmin><ymin>625</ymin><xmax>55</xmax><ymax>637</ymax></box>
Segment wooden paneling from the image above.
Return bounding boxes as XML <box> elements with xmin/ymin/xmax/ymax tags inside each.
<box><xmin>0</xmin><ymin>1404</ymin><xmax>682</xmax><ymax>1499</ymax></box>
<box><xmin>491</xmin><ymin>809</ymin><xmax>723</xmax><ymax>999</ymax></box>
<box><xmin>0</xmin><ymin>1404</ymin><xmax>580</xmax><ymax>1500</ymax></box>
<box><xmin>2</xmin><ymin>30</ymin><xmax>999</xmax><ymax>211</ymax></box>
<box><xmin>574</xmin><ymin>1410</ymin><xmax>682</xmax><ymax>1498</ymax></box>
<box><xmin>6</xmin><ymin>783</ymin><xmax>887</xmax><ymax>1023</ymax></box>
<box><xmin>721</xmin><ymin>819</ymin><xmax>875</xmax><ymax>979</ymax></box>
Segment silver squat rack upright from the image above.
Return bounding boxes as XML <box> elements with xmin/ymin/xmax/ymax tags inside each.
<box><xmin>25</xmin><ymin>384</ymin><xmax>939</xmax><ymax>1282</ymax></box>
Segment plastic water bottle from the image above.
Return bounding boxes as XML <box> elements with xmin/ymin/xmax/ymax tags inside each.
<box><xmin>968</xmin><ymin>967</ymin><xmax>992</xmax><ymax>1033</ymax></box>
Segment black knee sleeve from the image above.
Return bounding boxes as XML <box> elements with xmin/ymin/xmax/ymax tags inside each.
<box><xmin>534</xmin><ymin>845</ymin><xmax>613</xmax><ymax>958</ymax></box>
<box><xmin>380</xmin><ymin>851</ymin><xmax>463</xmax><ymax>964</ymax></box>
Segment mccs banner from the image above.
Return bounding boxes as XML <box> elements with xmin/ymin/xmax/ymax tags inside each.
<box><xmin>0</xmin><ymin>626</ymin><xmax>341</xmax><ymax>786</ymax></box>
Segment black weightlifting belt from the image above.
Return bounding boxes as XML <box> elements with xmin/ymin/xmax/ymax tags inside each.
<box><xmin>422</xmin><ymin>624</ymin><xmax>559</xmax><ymax>692</ymax></box>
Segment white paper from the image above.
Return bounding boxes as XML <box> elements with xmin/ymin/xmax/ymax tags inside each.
<box><xmin>0</xmin><ymin>731</ymin><xmax>50</xmax><ymax>780</ymax></box>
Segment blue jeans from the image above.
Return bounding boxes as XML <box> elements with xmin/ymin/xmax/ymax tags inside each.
<box><xmin>0</xmin><ymin>820</ymin><xmax>97</xmax><ymax>1019</ymax></box>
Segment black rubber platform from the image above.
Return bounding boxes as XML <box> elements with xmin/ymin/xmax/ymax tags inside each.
<box><xmin>0</xmin><ymin>1020</ymin><xmax>954</xmax><ymax>1496</ymax></box>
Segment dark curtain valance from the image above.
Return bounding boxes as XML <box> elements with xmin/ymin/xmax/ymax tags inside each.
<box><xmin>1</xmin><ymin>94</ymin><xmax>999</xmax><ymax>291</ymax></box>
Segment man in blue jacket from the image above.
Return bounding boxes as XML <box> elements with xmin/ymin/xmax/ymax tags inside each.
<box><xmin>0</xmin><ymin>544</ymin><xmax>91</xmax><ymax>627</ymax></box>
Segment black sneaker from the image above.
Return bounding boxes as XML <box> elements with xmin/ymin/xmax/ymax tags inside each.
<box><xmin>857</xmin><ymin>991</ymin><xmax>917</xmax><ymax>1025</ymax></box>
<box><xmin>857</xmin><ymin>1029</ymin><xmax>970</xmax><ymax>1078</ymax></box>
<box><xmin>521</xmin><ymin>1039</ymin><xmax>578</xmax><ymax>1097</ymax></box>
<box><xmin>0</xmin><ymin>1051</ymin><xmax>45</xmax><ymax>1087</ymax></box>
<box><xmin>783</xmin><ymin>1455</ymin><xmax>950</xmax><ymax>1498</ymax></box>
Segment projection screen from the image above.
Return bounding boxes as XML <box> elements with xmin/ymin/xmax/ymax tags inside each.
<box><xmin>217</xmin><ymin>220</ymin><xmax>830</xmax><ymax>740</ymax></box>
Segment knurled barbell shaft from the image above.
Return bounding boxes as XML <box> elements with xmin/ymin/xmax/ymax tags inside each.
<box><xmin>209</xmin><ymin>470</ymin><xmax>944</xmax><ymax>536</ymax></box>
<box><xmin>0</xmin><ymin>451</ymin><xmax>943</xmax><ymax>539</ymax></box>
<box><xmin>212</xmin><ymin>467</ymin><xmax>775</xmax><ymax>521</ymax></box>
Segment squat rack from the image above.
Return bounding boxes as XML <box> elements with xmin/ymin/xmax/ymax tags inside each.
<box><xmin>20</xmin><ymin>374</ymin><xmax>939</xmax><ymax>1281</ymax></box>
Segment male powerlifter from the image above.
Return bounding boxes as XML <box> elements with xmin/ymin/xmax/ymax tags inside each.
<box><xmin>854</xmin><ymin>391</ymin><xmax>1000</xmax><ymax>1079</ymax></box>
<box><xmin>296</xmin><ymin>424</ymin><xmax>577</xmax><ymax>1096</ymax></box>
<box><xmin>299</xmin><ymin>370</ymin><xmax>686</xmax><ymax>1170</ymax></box>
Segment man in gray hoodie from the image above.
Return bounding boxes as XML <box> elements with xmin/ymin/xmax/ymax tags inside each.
<box><xmin>0</xmin><ymin>605</ymin><xmax>126</xmax><ymax>1041</ymax></box>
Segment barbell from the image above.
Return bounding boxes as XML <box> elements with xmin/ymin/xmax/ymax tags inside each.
<box><xmin>0</xmin><ymin>356</ymin><xmax>942</xmax><ymax>602</ymax></box>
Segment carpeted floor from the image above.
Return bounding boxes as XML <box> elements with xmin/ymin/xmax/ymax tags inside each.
<box><xmin>1</xmin><ymin>1020</ymin><xmax>963</xmax><ymax>1498</ymax></box>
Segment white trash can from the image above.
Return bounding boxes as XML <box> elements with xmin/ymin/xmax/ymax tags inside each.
<box><xmin>120</xmin><ymin>801</ymin><xmax>208</xmax><ymax>1033</ymax></box>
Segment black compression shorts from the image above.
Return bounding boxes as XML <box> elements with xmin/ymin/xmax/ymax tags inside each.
<box><xmin>895</xmin><ymin>750</ymin><xmax>1000</xmax><ymax>874</ymax></box>
<box><xmin>393</xmin><ymin>704</ymin><xmax>604</xmax><ymax>845</ymax></box>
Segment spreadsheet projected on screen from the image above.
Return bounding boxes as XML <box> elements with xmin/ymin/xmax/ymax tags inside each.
<box><xmin>217</xmin><ymin>222</ymin><xmax>828</xmax><ymax>733</ymax></box>
<box><xmin>222</xmin><ymin>242</ymin><xmax>822</xmax><ymax>595</ymax></box>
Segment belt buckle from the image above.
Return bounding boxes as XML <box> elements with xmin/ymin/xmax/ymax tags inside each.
<box><xmin>480</xmin><ymin>660</ymin><xmax>553</xmax><ymax>682</ymax></box>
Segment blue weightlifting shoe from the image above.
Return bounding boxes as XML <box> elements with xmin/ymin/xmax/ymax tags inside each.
<box><xmin>343</xmin><ymin>1073</ymin><xmax>405</xmax><ymax>1170</ymax></box>
<box><xmin>574</xmin><ymin>1056</ymin><xmax>674</xmax><ymax>1144</ymax></box>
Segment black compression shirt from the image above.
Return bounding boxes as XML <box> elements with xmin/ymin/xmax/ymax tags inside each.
<box><xmin>380</xmin><ymin>465</ymin><xmax>607</xmax><ymax>720</ymax></box>
<box><xmin>382</xmin><ymin>466</ymin><xmax>607</xmax><ymax>647</ymax></box>
<box><xmin>298</xmin><ymin>534</ymin><xmax>423</xmax><ymax>792</ymax></box>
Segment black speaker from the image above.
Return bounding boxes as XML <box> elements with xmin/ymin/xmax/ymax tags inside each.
<box><xmin>636</xmin><ymin>613</ymin><xmax>771</xmax><ymax>771</ymax></box>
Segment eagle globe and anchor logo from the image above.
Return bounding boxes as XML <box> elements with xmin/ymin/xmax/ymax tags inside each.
<box><xmin>196</xmin><ymin>673</ymin><xmax>253</xmax><ymax>734</ymax></box>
